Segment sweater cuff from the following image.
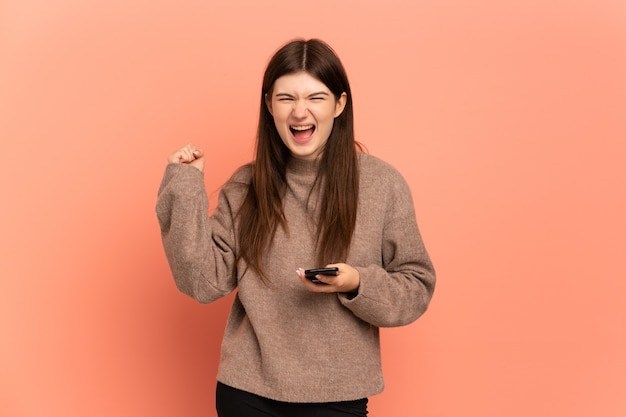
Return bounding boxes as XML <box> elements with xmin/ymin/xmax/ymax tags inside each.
<box><xmin>166</xmin><ymin>162</ymin><xmax>204</xmax><ymax>180</ymax></box>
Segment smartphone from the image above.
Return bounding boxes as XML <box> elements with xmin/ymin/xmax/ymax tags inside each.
<box><xmin>304</xmin><ymin>267</ymin><xmax>339</xmax><ymax>283</ymax></box>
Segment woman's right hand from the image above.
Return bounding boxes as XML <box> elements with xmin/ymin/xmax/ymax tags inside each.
<box><xmin>167</xmin><ymin>144</ymin><xmax>205</xmax><ymax>172</ymax></box>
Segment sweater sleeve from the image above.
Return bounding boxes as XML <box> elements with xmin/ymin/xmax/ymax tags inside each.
<box><xmin>338</xmin><ymin>170</ymin><xmax>436</xmax><ymax>327</ymax></box>
<box><xmin>156</xmin><ymin>163</ymin><xmax>239</xmax><ymax>303</ymax></box>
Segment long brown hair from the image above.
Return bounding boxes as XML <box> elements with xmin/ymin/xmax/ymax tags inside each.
<box><xmin>235</xmin><ymin>39</ymin><xmax>362</xmax><ymax>283</ymax></box>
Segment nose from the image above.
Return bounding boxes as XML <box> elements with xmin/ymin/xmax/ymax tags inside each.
<box><xmin>292</xmin><ymin>99</ymin><xmax>308</xmax><ymax>118</ymax></box>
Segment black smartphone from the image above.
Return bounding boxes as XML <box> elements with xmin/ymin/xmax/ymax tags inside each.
<box><xmin>304</xmin><ymin>267</ymin><xmax>339</xmax><ymax>283</ymax></box>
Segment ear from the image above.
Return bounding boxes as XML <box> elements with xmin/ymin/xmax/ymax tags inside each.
<box><xmin>334</xmin><ymin>92</ymin><xmax>347</xmax><ymax>118</ymax></box>
<box><xmin>265</xmin><ymin>93</ymin><xmax>273</xmax><ymax>116</ymax></box>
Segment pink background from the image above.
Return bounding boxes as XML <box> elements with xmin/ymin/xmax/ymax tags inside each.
<box><xmin>2</xmin><ymin>0</ymin><xmax>625</xmax><ymax>416</ymax></box>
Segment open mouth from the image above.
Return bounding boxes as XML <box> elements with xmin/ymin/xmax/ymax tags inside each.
<box><xmin>290</xmin><ymin>125</ymin><xmax>315</xmax><ymax>142</ymax></box>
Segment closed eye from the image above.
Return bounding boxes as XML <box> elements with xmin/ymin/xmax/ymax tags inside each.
<box><xmin>275</xmin><ymin>93</ymin><xmax>295</xmax><ymax>102</ymax></box>
<box><xmin>309</xmin><ymin>92</ymin><xmax>329</xmax><ymax>101</ymax></box>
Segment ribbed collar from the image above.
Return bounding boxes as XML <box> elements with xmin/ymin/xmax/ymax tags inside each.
<box><xmin>286</xmin><ymin>157</ymin><xmax>320</xmax><ymax>178</ymax></box>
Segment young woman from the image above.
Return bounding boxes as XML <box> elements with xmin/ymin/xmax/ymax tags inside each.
<box><xmin>156</xmin><ymin>38</ymin><xmax>436</xmax><ymax>417</ymax></box>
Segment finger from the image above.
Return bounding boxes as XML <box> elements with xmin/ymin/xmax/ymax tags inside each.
<box><xmin>310</xmin><ymin>281</ymin><xmax>336</xmax><ymax>293</ymax></box>
<box><xmin>312</xmin><ymin>265</ymin><xmax>342</xmax><ymax>285</ymax></box>
<box><xmin>297</xmin><ymin>269</ymin><xmax>325</xmax><ymax>291</ymax></box>
<box><xmin>182</xmin><ymin>145</ymin><xmax>195</xmax><ymax>162</ymax></box>
<box><xmin>311</xmin><ymin>273</ymin><xmax>334</xmax><ymax>285</ymax></box>
<box><xmin>168</xmin><ymin>148</ymin><xmax>187</xmax><ymax>163</ymax></box>
<box><xmin>180</xmin><ymin>149</ymin><xmax>194</xmax><ymax>163</ymax></box>
<box><xmin>305</xmin><ymin>277</ymin><xmax>337</xmax><ymax>293</ymax></box>
<box><xmin>168</xmin><ymin>144</ymin><xmax>199</xmax><ymax>164</ymax></box>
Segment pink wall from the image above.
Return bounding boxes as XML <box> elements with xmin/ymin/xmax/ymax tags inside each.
<box><xmin>2</xmin><ymin>1</ymin><xmax>625</xmax><ymax>416</ymax></box>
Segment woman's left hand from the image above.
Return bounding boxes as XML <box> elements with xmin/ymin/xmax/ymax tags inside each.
<box><xmin>297</xmin><ymin>263</ymin><xmax>360</xmax><ymax>294</ymax></box>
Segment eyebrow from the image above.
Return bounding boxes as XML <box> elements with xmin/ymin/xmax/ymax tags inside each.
<box><xmin>274</xmin><ymin>91</ymin><xmax>331</xmax><ymax>98</ymax></box>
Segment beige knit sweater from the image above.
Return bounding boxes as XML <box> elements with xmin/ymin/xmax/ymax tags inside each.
<box><xmin>156</xmin><ymin>153</ymin><xmax>435</xmax><ymax>403</ymax></box>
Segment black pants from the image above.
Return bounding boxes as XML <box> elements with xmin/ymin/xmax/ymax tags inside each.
<box><xmin>216</xmin><ymin>382</ymin><xmax>368</xmax><ymax>417</ymax></box>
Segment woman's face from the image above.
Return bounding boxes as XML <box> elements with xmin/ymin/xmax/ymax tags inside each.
<box><xmin>266</xmin><ymin>71</ymin><xmax>347</xmax><ymax>161</ymax></box>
